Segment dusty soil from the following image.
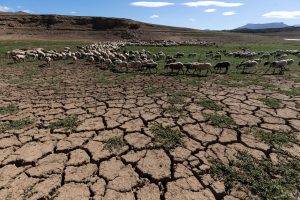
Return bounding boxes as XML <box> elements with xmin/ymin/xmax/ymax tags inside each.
<box><xmin>0</xmin><ymin>62</ymin><xmax>299</xmax><ymax>200</ymax></box>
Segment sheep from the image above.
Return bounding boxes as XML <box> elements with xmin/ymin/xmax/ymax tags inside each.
<box><xmin>184</xmin><ymin>63</ymin><xmax>197</xmax><ymax>74</ymax></box>
<box><xmin>142</xmin><ymin>61</ymin><xmax>158</xmax><ymax>73</ymax></box>
<box><xmin>174</xmin><ymin>52</ymin><xmax>185</xmax><ymax>58</ymax></box>
<box><xmin>193</xmin><ymin>63</ymin><xmax>213</xmax><ymax>75</ymax></box>
<box><xmin>12</xmin><ymin>55</ymin><xmax>26</xmax><ymax>63</ymax></box>
<box><xmin>45</xmin><ymin>57</ymin><xmax>52</xmax><ymax>66</ymax></box>
<box><xmin>214</xmin><ymin>61</ymin><xmax>230</xmax><ymax>74</ymax></box>
<box><xmin>213</xmin><ymin>53</ymin><xmax>222</xmax><ymax>60</ymax></box>
<box><xmin>165</xmin><ymin>62</ymin><xmax>184</xmax><ymax>74</ymax></box>
<box><xmin>260</xmin><ymin>53</ymin><xmax>271</xmax><ymax>60</ymax></box>
<box><xmin>128</xmin><ymin>61</ymin><xmax>142</xmax><ymax>71</ymax></box>
<box><xmin>236</xmin><ymin>60</ymin><xmax>258</xmax><ymax>74</ymax></box>
<box><xmin>265</xmin><ymin>60</ymin><xmax>287</xmax><ymax>74</ymax></box>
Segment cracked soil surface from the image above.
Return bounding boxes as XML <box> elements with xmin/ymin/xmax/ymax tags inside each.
<box><xmin>0</xmin><ymin>63</ymin><xmax>300</xmax><ymax>200</ymax></box>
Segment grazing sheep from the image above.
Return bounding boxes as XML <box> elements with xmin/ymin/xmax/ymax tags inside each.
<box><xmin>236</xmin><ymin>60</ymin><xmax>258</xmax><ymax>73</ymax></box>
<box><xmin>128</xmin><ymin>61</ymin><xmax>142</xmax><ymax>71</ymax></box>
<box><xmin>260</xmin><ymin>53</ymin><xmax>271</xmax><ymax>60</ymax></box>
<box><xmin>166</xmin><ymin>58</ymin><xmax>176</xmax><ymax>64</ymax></box>
<box><xmin>193</xmin><ymin>63</ymin><xmax>212</xmax><ymax>75</ymax></box>
<box><xmin>12</xmin><ymin>55</ymin><xmax>26</xmax><ymax>63</ymax></box>
<box><xmin>213</xmin><ymin>54</ymin><xmax>222</xmax><ymax>60</ymax></box>
<box><xmin>174</xmin><ymin>52</ymin><xmax>185</xmax><ymax>58</ymax></box>
<box><xmin>214</xmin><ymin>61</ymin><xmax>230</xmax><ymax>74</ymax></box>
<box><xmin>265</xmin><ymin>60</ymin><xmax>287</xmax><ymax>74</ymax></box>
<box><xmin>142</xmin><ymin>62</ymin><xmax>158</xmax><ymax>73</ymax></box>
<box><xmin>184</xmin><ymin>63</ymin><xmax>197</xmax><ymax>74</ymax></box>
<box><xmin>45</xmin><ymin>57</ymin><xmax>52</xmax><ymax>66</ymax></box>
<box><xmin>165</xmin><ymin>62</ymin><xmax>184</xmax><ymax>74</ymax></box>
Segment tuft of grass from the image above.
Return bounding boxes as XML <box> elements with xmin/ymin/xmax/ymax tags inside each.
<box><xmin>0</xmin><ymin>104</ymin><xmax>18</xmax><ymax>115</ymax></box>
<box><xmin>211</xmin><ymin>151</ymin><xmax>300</xmax><ymax>200</ymax></box>
<box><xmin>48</xmin><ymin>116</ymin><xmax>78</xmax><ymax>130</ymax></box>
<box><xmin>150</xmin><ymin>124</ymin><xmax>182</xmax><ymax>149</ymax></box>
<box><xmin>96</xmin><ymin>75</ymin><xmax>114</xmax><ymax>85</ymax></box>
<box><xmin>144</xmin><ymin>87</ymin><xmax>160</xmax><ymax>95</ymax></box>
<box><xmin>205</xmin><ymin>113</ymin><xmax>235</xmax><ymax>128</ymax></box>
<box><xmin>260</xmin><ymin>98</ymin><xmax>281</xmax><ymax>109</ymax></box>
<box><xmin>104</xmin><ymin>136</ymin><xmax>125</xmax><ymax>152</ymax></box>
<box><xmin>254</xmin><ymin>129</ymin><xmax>298</xmax><ymax>147</ymax></box>
<box><xmin>214</xmin><ymin>79</ymin><xmax>243</xmax><ymax>88</ymax></box>
<box><xmin>0</xmin><ymin>119</ymin><xmax>34</xmax><ymax>132</ymax></box>
<box><xmin>163</xmin><ymin>105</ymin><xmax>185</xmax><ymax>115</ymax></box>
<box><xmin>168</xmin><ymin>95</ymin><xmax>185</xmax><ymax>105</ymax></box>
<box><xmin>175</xmin><ymin>91</ymin><xmax>194</xmax><ymax>98</ymax></box>
<box><xmin>280</xmin><ymin>88</ymin><xmax>300</xmax><ymax>96</ymax></box>
<box><xmin>186</xmin><ymin>78</ymin><xmax>204</xmax><ymax>87</ymax></box>
<box><xmin>196</xmin><ymin>99</ymin><xmax>222</xmax><ymax>111</ymax></box>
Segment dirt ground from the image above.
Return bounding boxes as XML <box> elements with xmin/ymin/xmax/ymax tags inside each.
<box><xmin>0</xmin><ymin>62</ymin><xmax>300</xmax><ymax>200</ymax></box>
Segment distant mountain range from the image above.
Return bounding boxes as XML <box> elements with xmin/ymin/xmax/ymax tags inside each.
<box><xmin>235</xmin><ymin>22</ymin><xmax>289</xmax><ymax>30</ymax></box>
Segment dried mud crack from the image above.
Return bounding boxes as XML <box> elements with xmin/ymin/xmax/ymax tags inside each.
<box><xmin>0</xmin><ymin>63</ymin><xmax>299</xmax><ymax>200</ymax></box>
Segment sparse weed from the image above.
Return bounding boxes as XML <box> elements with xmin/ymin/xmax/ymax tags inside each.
<box><xmin>204</xmin><ymin>113</ymin><xmax>235</xmax><ymax>128</ymax></box>
<box><xmin>0</xmin><ymin>119</ymin><xmax>34</xmax><ymax>132</ymax></box>
<box><xmin>196</xmin><ymin>99</ymin><xmax>222</xmax><ymax>111</ymax></box>
<box><xmin>163</xmin><ymin>105</ymin><xmax>185</xmax><ymax>114</ymax></box>
<box><xmin>150</xmin><ymin>124</ymin><xmax>182</xmax><ymax>149</ymax></box>
<box><xmin>104</xmin><ymin>136</ymin><xmax>125</xmax><ymax>152</ymax></box>
<box><xmin>211</xmin><ymin>151</ymin><xmax>300</xmax><ymax>200</ymax></box>
<box><xmin>260</xmin><ymin>98</ymin><xmax>281</xmax><ymax>109</ymax></box>
<box><xmin>254</xmin><ymin>129</ymin><xmax>297</xmax><ymax>147</ymax></box>
<box><xmin>0</xmin><ymin>104</ymin><xmax>18</xmax><ymax>115</ymax></box>
<box><xmin>48</xmin><ymin>116</ymin><xmax>78</xmax><ymax>130</ymax></box>
<box><xmin>144</xmin><ymin>87</ymin><xmax>160</xmax><ymax>95</ymax></box>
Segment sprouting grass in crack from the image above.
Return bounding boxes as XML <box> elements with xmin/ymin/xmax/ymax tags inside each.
<box><xmin>95</xmin><ymin>75</ymin><xmax>114</xmax><ymax>85</ymax></box>
<box><xmin>150</xmin><ymin>124</ymin><xmax>182</xmax><ymax>149</ymax></box>
<box><xmin>279</xmin><ymin>87</ymin><xmax>300</xmax><ymax>96</ymax></box>
<box><xmin>260</xmin><ymin>97</ymin><xmax>281</xmax><ymax>109</ymax></box>
<box><xmin>204</xmin><ymin>113</ymin><xmax>235</xmax><ymax>128</ymax></box>
<box><xmin>0</xmin><ymin>119</ymin><xmax>34</xmax><ymax>132</ymax></box>
<box><xmin>0</xmin><ymin>104</ymin><xmax>18</xmax><ymax>115</ymax></box>
<box><xmin>296</xmin><ymin>102</ymin><xmax>300</xmax><ymax>109</ymax></box>
<box><xmin>253</xmin><ymin>129</ymin><xmax>298</xmax><ymax>148</ymax></box>
<box><xmin>48</xmin><ymin>116</ymin><xmax>78</xmax><ymax>130</ymax></box>
<box><xmin>144</xmin><ymin>87</ymin><xmax>160</xmax><ymax>95</ymax></box>
<box><xmin>196</xmin><ymin>99</ymin><xmax>222</xmax><ymax>111</ymax></box>
<box><xmin>175</xmin><ymin>91</ymin><xmax>194</xmax><ymax>98</ymax></box>
<box><xmin>163</xmin><ymin>105</ymin><xmax>185</xmax><ymax>115</ymax></box>
<box><xmin>104</xmin><ymin>136</ymin><xmax>125</xmax><ymax>152</ymax></box>
<box><xmin>21</xmin><ymin>186</ymin><xmax>35</xmax><ymax>200</ymax></box>
<box><xmin>210</xmin><ymin>151</ymin><xmax>300</xmax><ymax>200</ymax></box>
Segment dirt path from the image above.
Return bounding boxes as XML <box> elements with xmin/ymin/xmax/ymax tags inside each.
<box><xmin>0</xmin><ymin>63</ymin><xmax>299</xmax><ymax>200</ymax></box>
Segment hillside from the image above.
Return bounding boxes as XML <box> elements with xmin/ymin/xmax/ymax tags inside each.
<box><xmin>236</xmin><ymin>22</ymin><xmax>289</xmax><ymax>30</ymax></box>
<box><xmin>0</xmin><ymin>12</ymin><xmax>289</xmax><ymax>43</ymax></box>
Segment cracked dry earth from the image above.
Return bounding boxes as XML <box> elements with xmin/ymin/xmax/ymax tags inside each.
<box><xmin>0</xmin><ymin>64</ymin><xmax>300</xmax><ymax>200</ymax></box>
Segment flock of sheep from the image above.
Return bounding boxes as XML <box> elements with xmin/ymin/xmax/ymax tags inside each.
<box><xmin>5</xmin><ymin>40</ymin><xmax>300</xmax><ymax>76</ymax></box>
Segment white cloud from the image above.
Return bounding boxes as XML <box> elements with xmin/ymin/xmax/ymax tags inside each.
<box><xmin>130</xmin><ymin>1</ymin><xmax>174</xmax><ymax>7</ymax></box>
<box><xmin>150</xmin><ymin>14</ymin><xmax>160</xmax><ymax>18</ymax></box>
<box><xmin>223</xmin><ymin>11</ymin><xmax>236</xmax><ymax>16</ymax></box>
<box><xmin>0</xmin><ymin>5</ymin><xmax>11</xmax><ymax>12</ymax></box>
<box><xmin>189</xmin><ymin>18</ymin><xmax>196</xmax><ymax>22</ymax></box>
<box><xmin>70</xmin><ymin>11</ymin><xmax>77</xmax><ymax>14</ymax></box>
<box><xmin>204</xmin><ymin>8</ymin><xmax>217</xmax><ymax>13</ymax></box>
<box><xmin>182</xmin><ymin>1</ymin><xmax>243</xmax><ymax>7</ymax></box>
<box><xmin>262</xmin><ymin>11</ymin><xmax>300</xmax><ymax>19</ymax></box>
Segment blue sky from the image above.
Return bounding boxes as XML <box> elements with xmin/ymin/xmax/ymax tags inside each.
<box><xmin>0</xmin><ymin>0</ymin><xmax>300</xmax><ymax>30</ymax></box>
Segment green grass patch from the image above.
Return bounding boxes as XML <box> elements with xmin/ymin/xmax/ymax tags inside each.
<box><xmin>163</xmin><ymin>105</ymin><xmax>185</xmax><ymax>115</ymax></box>
<box><xmin>260</xmin><ymin>98</ymin><xmax>281</xmax><ymax>109</ymax></box>
<box><xmin>254</xmin><ymin>129</ymin><xmax>298</xmax><ymax>147</ymax></box>
<box><xmin>280</xmin><ymin>88</ymin><xmax>300</xmax><ymax>96</ymax></box>
<box><xmin>205</xmin><ymin>113</ymin><xmax>235</xmax><ymax>128</ymax></box>
<box><xmin>0</xmin><ymin>119</ymin><xmax>34</xmax><ymax>132</ymax></box>
<box><xmin>296</xmin><ymin>102</ymin><xmax>300</xmax><ymax>109</ymax></box>
<box><xmin>95</xmin><ymin>75</ymin><xmax>114</xmax><ymax>85</ymax></box>
<box><xmin>48</xmin><ymin>116</ymin><xmax>78</xmax><ymax>130</ymax></box>
<box><xmin>214</xmin><ymin>79</ymin><xmax>243</xmax><ymax>88</ymax></box>
<box><xmin>144</xmin><ymin>87</ymin><xmax>160</xmax><ymax>95</ymax></box>
<box><xmin>196</xmin><ymin>99</ymin><xmax>222</xmax><ymax>111</ymax></box>
<box><xmin>211</xmin><ymin>151</ymin><xmax>300</xmax><ymax>200</ymax></box>
<box><xmin>151</xmin><ymin>124</ymin><xmax>183</xmax><ymax>149</ymax></box>
<box><xmin>104</xmin><ymin>136</ymin><xmax>125</xmax><ymax>152</ymax></box>
<box><xmin>175</xmin><ymin>91</ymin><xmax>194</xmax><ymax>98</ymax></box>
<box><xmin>0</xmin><ymin>104</ymin><xmax>18</xmax><ymax>115</ymax></box>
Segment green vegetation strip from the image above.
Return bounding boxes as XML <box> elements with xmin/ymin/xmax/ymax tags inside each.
<box><xmin>49</xmin><ymin>116</ymin><xmax>78</xmax><ymax>130</ymax></box>
<box><xmin>104</xmin><ymin>136</ymin><xmax>125</xmax><ymax>152</ymax></box>
<box><xmin>0</xmin><ymin>104</ymin><xmax>18</xmax><ymax>115</ymax></box>
<box><xmin>151</xmin><ymin>124</ymin><xmax>182</xmax><ymax>149</ymax></box>
<box><xmin>254</xmin><ymin>129</ymin><xmax>298</xmax><ymax>147</ymax></box>
<box><xmin>204</xmin><ymin>113</ymin><xmax>235</xmax><ymax>128</ymax></box>
<box><xmin>196</xmin><ymin>99</ymin><xmax>222</xmax><ymax>111</ymax></box>
<box><xmin>260</xmin><ymin>98</ymin><xmax>281</xmax><ymax>109</ymax></box>
<box><xmin>0</xmin><ymin>119</ymin><xmax>34</xmax><ymax>132</ymax></box>
<box><xmin>211</xmin><ymin>152</ymin><xmax>300</xmax><ymax>200</ymax></box>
